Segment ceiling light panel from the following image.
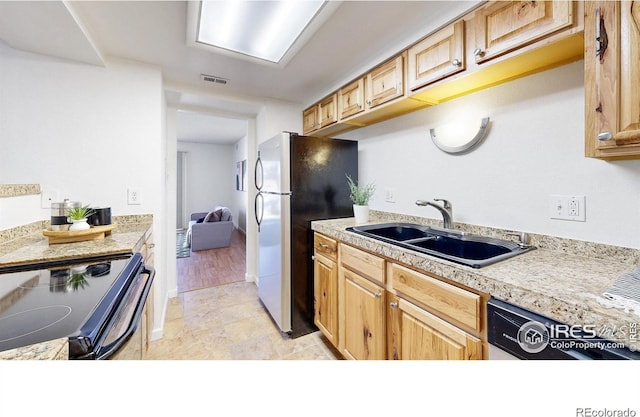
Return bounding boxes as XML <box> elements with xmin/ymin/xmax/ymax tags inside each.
<box><xmin>197</xmin><ymin>0</ymin><xmax>325</xmax><ymax>63</ymax></box>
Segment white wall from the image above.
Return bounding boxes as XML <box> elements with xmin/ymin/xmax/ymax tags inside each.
<box><xmin>341</xmin><ymin>61</ymin><xmax>640</xmax><ymax>249</ymax></box>
<box><xmin>256</xmin><ymin>99</ymin><xmax>303</xmax><ymax>143</ymax></box>
<box><xmin>233</xmin><ymin>135</ymin><xmax>248</xmax><ymax>233</ymax></box>
<box><xmin>0</xmin><ymin>44</ymin><xmax>163</xmax><ymax>218</ymax></box>
<box><xmin>176</xmin><ymin>141</ymin><xmax>236</xmax><ymax>224</ymax></box>
<box><xmin>0</xmin><ymin>195</ymin><xmax>41</xmax><ymax>230</ymax></box>
<box><xmin>0</xmin><ymin>43</ymin><xmax>168</xmax><ymax>335</ymax></box>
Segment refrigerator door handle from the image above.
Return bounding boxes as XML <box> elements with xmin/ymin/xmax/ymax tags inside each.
<box><xmin>254</xmin><ymin>154</ymin><xmax>263</xmax><ymax>191</ymax></box>
<box><xmin>254</xmin><ymin>192</ymin><xmax>264</xmax><ymax>231</ymax></box>
<box><xmin>261</xmin><ymin>191</ymin><xmax>293</xmax><ymax>196</ymax></box>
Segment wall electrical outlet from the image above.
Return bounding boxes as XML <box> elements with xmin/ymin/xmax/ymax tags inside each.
<box><xmin>127</xmin><ymin>188</ymin><xmax>141</xmax><ymax>205</ymax></box>
<box><xmin>385</xmin><ymin>188</ymin><xmax>396</xmax><ymax>203</ymax></box>
<box><xmin>40</xmin><ymin>189</ymin><xmax>59</xmax><ymax>209</ymax></box>
<box><xmin>549</xmin><ymin>195</ymin><xmax>586</xmax><ymax>222</ymax></box>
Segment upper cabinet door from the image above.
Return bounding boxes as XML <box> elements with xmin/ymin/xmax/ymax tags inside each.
<box><xmin>366</xmin><ymin>54</ymin><xmax>405</xmax><ymax>109</ymax></box>
<box><xmin>473</xmin><ymin>1</ymin><xmax>574</xmax><ymax>63</ymax></box>
<box><xmin>302</xmin><ymin>105</ymin><xmax>319</xmax><ymax>135</ymax></box>
<box><xmin>338</xmin><ymin>78</ymin><xmax>365</xmax><ymax>120</ymax></box>
<box><xmin>408</xmin><ymin>20</ymin><xmax>465</xmax><ymax>90</ymax></box>
<box><xmin>585</xmin><ymin>0</ymin><xmax>640</xmax><ymax>159</ymax></box>
<box><xmin>319</xmin><ymin>94</ymin><xmax>338</xmax><ymax>128</ymax></box>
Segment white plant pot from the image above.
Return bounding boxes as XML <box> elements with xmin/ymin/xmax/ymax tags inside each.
<box><xmin>353</xmin><ymin>205</ymin><xmax>369</xmax><ymax>224</ymax></box>
<box><xmin>69</xmin><ymin>218</ymin><xmax>90</xmax><ymax>231</ymax></box>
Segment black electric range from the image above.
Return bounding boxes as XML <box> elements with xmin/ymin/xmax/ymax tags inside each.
<box><xmin>0</xmin><ymin>253</ymin><xmax>154</xmax><ymax>359</ymax></box>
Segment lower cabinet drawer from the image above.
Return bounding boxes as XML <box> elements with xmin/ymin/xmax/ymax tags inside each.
<box><xmin>340</xmin><ymin>244</ymin><xmax>385</xmax><ymax>285</ymax></box>
<box><xmin>314</xmin><ymin>233</ymin><xmax>338</xmax><ymax>260</ymax></box>
<box><xmin>390</xmin><ymin>263</ymin><xmax>480</xmax><ymax>332</ymax></box>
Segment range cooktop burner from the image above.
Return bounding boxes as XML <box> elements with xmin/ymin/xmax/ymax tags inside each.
<box><xmin>0</xmin><ymin>305</ymin><xmax>72</xmax><ymax>344</ymax></box>
<box><xmin>0</xmin><ymin>255</ymin><xmax>133</xmax><ymax>354</ymax></box>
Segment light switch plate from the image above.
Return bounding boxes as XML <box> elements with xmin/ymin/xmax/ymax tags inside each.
<box><xmin>549</xmin><ymin>194</ymin><xmax>586</xmax><ymax>222</ymax></box>
<box><xmin>384</xmin><ymin>188</ymin><xmax>396</xmax><ymax>203</ymax></box>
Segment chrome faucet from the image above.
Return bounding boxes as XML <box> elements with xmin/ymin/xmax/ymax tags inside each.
<box><xmin>416</xmin><ymin>198</ymin><xmax>453</xmax><ymax>229</ymax></box>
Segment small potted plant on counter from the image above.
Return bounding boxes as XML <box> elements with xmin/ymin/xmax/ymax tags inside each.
<box><xmin>66</xmin><ymin>205</ymin><xmax>95</xmax><ymax>231</ymax></box>
<box><xmin>346</xmin><ymin>174</ymin><xmax>375</xmax><ymax>224</ymax></box>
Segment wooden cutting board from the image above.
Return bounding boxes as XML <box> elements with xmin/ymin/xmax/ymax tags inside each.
<box><xmin>43</xmin><ymin>224</ymin><xmax>116</xmax><ymax>244</ymax></box>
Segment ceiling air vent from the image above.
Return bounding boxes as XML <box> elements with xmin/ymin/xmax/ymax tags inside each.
<box><xmin>200</xmin><ymin>74</ymin><xmax>229</xmax><ymax>85</ymax></box>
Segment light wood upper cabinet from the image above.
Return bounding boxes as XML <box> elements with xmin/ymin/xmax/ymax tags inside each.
<box><xmin>319</xmin><ymin>93</ymin><xmax>338</xmax><ymax>128</ymax></box>
<box><xmin>338</xmin><ymin>78</ymin><xmax>365</xmax><ymax>119</ymax></box>
<box><xmin>473</xmin><ymin>1</ymin><xmax>575</xmax><ymax>64</ymax></box>
<box><xmin>585</xmin><ymin>0</ymin><xmax>640</xmax><ymax>159</ymax></box>
<box><xmin>302</xmin><ymin>105</ymin><xmax>319</xmax><ymax>135</ymax></box>
<box><xmin>408</xmin><ymin>20</ymin><xmax>466</xmax><ymax>90</ymax></box>
<box><xmin>366</xmin><ymin>54</ymin><xmax>405</xmax><ymax>109</ymax></box>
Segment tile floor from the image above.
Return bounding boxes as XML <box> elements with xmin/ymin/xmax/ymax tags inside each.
<box><xmin>145</xmin><ymin>281</ymin><xmax>342</xmax><ymax>360</ymax></box>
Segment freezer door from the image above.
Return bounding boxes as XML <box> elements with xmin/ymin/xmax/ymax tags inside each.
<box><xmin>257</xmin><ymin>132</ymin><xmax>290</xmax><ymax>194</ymax></box>
<box><xmin>257</xmin><ymin>191</ymin><xmax>292</xmax><ymax>333</ymax></box>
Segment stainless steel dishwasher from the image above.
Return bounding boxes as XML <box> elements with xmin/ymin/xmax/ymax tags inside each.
<box><xmin>487</xmin><ymin>298</ymin><xmax>640</xmax><ymax>360</ymax></box>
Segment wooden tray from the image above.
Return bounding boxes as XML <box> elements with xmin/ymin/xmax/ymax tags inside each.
<box><xmin>43</xmin><ymin>224</ymin><xmax>116</xmax><ymax>244</ymax></box>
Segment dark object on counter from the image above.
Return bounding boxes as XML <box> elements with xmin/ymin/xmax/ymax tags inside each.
<box><xmin>89</xmin><ymin>207</ymin><xmax>112</xmax><ymax>226</ymax></box>
<box><xmin>50</xmin><ymin>200</ymin><xmax>80</xmax><ymax>231</ymax></box>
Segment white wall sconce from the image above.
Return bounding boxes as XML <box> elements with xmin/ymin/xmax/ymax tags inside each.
<box><xmin>429</xmin><ymin>117</ymin><xmax>491</xmax><ymax>154</ymax></box>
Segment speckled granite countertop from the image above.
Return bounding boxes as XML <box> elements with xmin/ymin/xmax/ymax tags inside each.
<box><xmin>312</xmin><ymin>211</ymin><xmax>640</xmax><ymax>349</ymax></box>
<box><xmin>0</xmin><ymin>338</ymin><xmax>68</xmax><ymax>360</ymax></box>
<box><xmin>0</xmin><ymin>215</ymin><xmax>153</xmax><ymax>268</ymax></box>
<box><xmin>0</xmin><ymin>215</ymin><xmax>153</xmax><ymax>359</ymax></box>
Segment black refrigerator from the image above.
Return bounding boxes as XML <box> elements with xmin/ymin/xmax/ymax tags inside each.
<box><xmin>255</xmin><ymin>132</ymin><xmax>358</xmax><ymax>338</ymax></box>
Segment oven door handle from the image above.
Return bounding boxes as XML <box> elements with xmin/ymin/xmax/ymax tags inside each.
<box><xmin>96</xmin><ymin>266</ymin><xmax>155</xmax><ymax>360</ymax></box>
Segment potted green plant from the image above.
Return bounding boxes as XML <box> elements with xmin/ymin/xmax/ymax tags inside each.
<box><xmin>66</xmin><ymin>205</ymin><xmax>95</xmax><ymax>231</ymax></box>
<box><xmin>346</xmin><ymin>174</ymin><xmax>375</xmax><ymax>223</ymax></box>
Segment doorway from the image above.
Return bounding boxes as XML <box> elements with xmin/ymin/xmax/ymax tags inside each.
<box><xmin>176</xmin><ymin>151</ymin><xmax>187</xmax><ymax>230</ymax></box>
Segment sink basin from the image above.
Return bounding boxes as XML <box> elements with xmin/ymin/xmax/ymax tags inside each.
<box><xmin>346</xmin><ymin>223</ymin><xmax>535</xmax><ymax>268</ymax></box>
<box><xmin>356</xmin><ymin>224</ymin><xmax>434</xmax><ymax>241</ymax></box>
<box><xmin>410</xmin><ymin>235</ymin><xmax>511</xmax><ymax>260</ymax></box>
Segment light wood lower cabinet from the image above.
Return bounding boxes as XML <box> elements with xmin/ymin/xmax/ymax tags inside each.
<box><xmin>138</xmin><ymin>230</ymin><xmax>154</xmax><ymax>357</ymax></box>
<box><xmin>314</xmin><ymin>252</ymin><xmax>339</xmax><ymax>346</ymax></box>
<box><xmin>313</xmin><ymin>234</ymin><xmax>485</xmax><ymax>360</ymax></box>
<box><xmin>313</xmin><ymin>233</ymin><xmax>339</xmax><ymax>347</ymax></box>
<box><xmin>388</xmin><ymin>297</ymin><xmax>482</xmax><ymax>360</ymax></box>
<box><xmin>341</xmin><ymin>268</ymin><xmax>386</xmax><ymax>360</ymax></box>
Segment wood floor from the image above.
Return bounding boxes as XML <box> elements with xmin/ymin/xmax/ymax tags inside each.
<box><xmin>177</xmin><ymin>228</ymin><xmax>246</xmax><ymax>293</ymax></box>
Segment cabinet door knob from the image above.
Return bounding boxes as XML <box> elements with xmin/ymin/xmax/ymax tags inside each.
<box><xmin>598</xmin><ymin>132</ymin><xmax>612</xmax><ymax>141</ymax></box>
<box><xmin>473</xmin><ymin>48</ymin><xmax>485</xmax><ymax>58</ymax></box>
<box><xmin>452</xmin><ymin>59</ymin><xmax>462</xmax><ymax>67</ymax></box>
<box><xmin>374</xmin><ymin>292</ymin><xmax>382</xmax><ymax>298</ymax></box>
<box><xmin>389</xmin><ymin>302</ymin><xmax>398</xmax><ymax>308</ymax></box>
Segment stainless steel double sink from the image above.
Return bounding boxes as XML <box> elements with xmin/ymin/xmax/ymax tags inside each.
<box><xmin>346</xmin><ymin>223</ymin><xmax>535</xmax><ymax>268</ymax></box>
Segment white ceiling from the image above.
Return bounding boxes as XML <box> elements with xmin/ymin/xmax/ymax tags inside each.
<box><xmin>0</xmin><ymin>0</ymin><xmax>481</xmax><ymax>144</ymax></box>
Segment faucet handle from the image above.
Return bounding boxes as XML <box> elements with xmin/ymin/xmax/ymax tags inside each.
<box><xmin>434</xmin><ymin>198</ymin><xmax>452</xmax><ymax>209</ymax></box>
<box><xmin>505</xmin><ymin>231</ymin><xmax>531</xmax><ymax>247</ymax></box>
